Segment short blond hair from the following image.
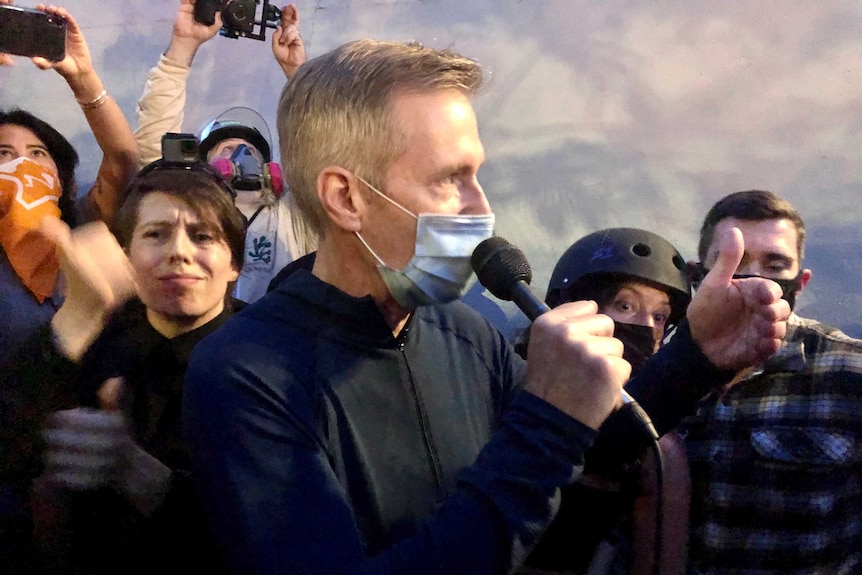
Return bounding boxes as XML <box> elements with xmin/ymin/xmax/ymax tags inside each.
<box><xmin>277</xmin><ymin>39</ymin><xmax>484</xmax><ymax>237</ymax></box>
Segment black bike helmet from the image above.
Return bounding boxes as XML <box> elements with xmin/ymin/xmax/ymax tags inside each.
<box><xmin>197</xmin><ymin>107</ymin><xmax>273</xmax><ymax>162</ymax></box>
<box><xmin>545</xmin><ymin>228</ymin><xmax>691</xmax><ymax>324</ymax></box>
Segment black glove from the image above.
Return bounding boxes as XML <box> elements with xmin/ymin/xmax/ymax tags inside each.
<box><xmin>41</xmin><ymin>407</ymin><xmax>171</xmax><ymax>516</ymax></box>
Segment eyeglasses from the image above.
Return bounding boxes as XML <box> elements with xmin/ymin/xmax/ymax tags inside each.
<box><xmin>130</xmin><ymin>159</ymin><xmax>237</xmax><ymax>200</ymax></box>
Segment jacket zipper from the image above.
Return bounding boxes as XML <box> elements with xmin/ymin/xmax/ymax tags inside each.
<box><xmin>398</xmin><ymin>329</ymin><xmax>446</xmax><ymax>501</ymax></box>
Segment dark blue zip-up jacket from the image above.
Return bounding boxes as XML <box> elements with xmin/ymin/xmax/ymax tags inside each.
<box><xmin>183</xmin><ymin>269</ymin><xmax>723</xmax><ymax>575</ymax></box>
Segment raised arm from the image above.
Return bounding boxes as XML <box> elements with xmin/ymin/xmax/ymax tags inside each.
<box><xmin>33</xmin><ymin>5</ymin><xmax>140</xmax><ymax>225</ymax></box>
<box><xmin>39</xmin><ymin>217</ymin><xmax>136</xmax><ymax>360</ymax></box>
<box><xmin>0</xmin><ymin>218</ymin><xmax>135</xmax><ymax>491</ymax></box>
<box><xmin>134</xmin><ymin>0</ymin><xmax>221</xmax><ymax>165</ymax></box>
<box><xmin>626</xmin><ymin>226</ymin><xmax>790</xmax><ymax>432</ymax></box>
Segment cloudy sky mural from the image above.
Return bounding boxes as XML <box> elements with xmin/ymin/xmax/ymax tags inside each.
<box><xmin>3</xmin><ymin>0</ymin><xmax>862</xmax><ymax>336</ymax></box>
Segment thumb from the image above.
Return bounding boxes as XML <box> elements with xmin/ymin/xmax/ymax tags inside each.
<box><xmin>98</xmin><ymin>376</ymin><xmax>125</xmax><ymax>412</ymax></box>
<box><xmin>283</xmin><ymin>3</ymin><xmax>298</xmax><ymax>27</ymax></box>
<box><xmin>31</xmin><ymin>56</ymin><xmax>52</xmax><ymax>70</ymax></box>
<box><xmin>38</xmin><ymin>215</ymin><xmax>72</xmax><ymax>254</ymax></box>
<box><xmin>700</xmin><ymin>226</ymin><xmax>743</xmax><ymax>291</ymax></box>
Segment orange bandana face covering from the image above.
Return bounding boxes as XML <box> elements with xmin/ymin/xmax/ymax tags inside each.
<box><xmin>0</xmin><ymin>157</ymin><xmax>63</xmax><ymax>302</ymax></box>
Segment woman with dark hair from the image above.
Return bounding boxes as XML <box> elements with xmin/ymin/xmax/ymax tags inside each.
<box><xmin>0</xmin><ymin>161</ymin><xmax>244</xmax><ymax>574</ymax></box>
<box><xmin>0</xmin><ymin>3</ymin><xmax>139</xmax><ymax>360</ymax></box>
<box><xmin>0</xmin><ymin>110</ymin><xmax>80</xmax><ymax>221</ymax></box>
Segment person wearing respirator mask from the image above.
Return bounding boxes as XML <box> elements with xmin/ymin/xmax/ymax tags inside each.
<box><xmin>197</xmin><ymin>109</ymin><xmax>313</xmax><ymax>303</ymax></box>
<box><xmin>133</xmin><ymin>2</ymin><xmax>314</xmax><ymax>304</ymax></box>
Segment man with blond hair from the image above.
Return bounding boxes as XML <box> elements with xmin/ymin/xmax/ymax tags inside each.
<box><xmin>184</xmin><ymin>40</ymin><xmax>788</xmax><ymax>574</ymax></box>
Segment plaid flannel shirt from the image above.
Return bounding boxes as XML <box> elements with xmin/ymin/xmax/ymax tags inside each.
<box><xmin>680</xmin><ymin>314</ymin><xmax>862</xmax><ymax>574</ymax></box>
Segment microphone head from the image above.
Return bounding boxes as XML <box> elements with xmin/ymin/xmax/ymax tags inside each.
<box><xmin>471</xmin><ymin>236</ymin><xmax>533</xmax><ymax>301</ymax></box>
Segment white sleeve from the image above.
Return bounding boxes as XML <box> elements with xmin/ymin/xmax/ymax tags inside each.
<box><xmin>134</xmin><ymin>54</ymin><xmax>192</xmax><ymax>166</ymax></box>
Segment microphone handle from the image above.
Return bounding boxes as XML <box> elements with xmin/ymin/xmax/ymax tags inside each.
<box><xmin>620</xmin><ymin>390</ymin><xmax>659</xmax><ymax>440</ymax></box>
<box><xmin>509</xmin><ymin>281</ymin><xmax>550</xmax><ymax>321</ymax></box>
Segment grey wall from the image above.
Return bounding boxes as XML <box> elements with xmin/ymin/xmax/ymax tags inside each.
<box><xmin>4</xmin><ymin>0</ymin><xmax>862</xmax><ymax>336</ymax></box>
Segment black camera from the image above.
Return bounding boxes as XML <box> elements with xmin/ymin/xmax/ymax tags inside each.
<box><xmin>161</xmin><ymin>133</ymin><xmax>200</xmax><ymax>163</ymax></box>
<box><xmin>193</xmin><ymin>0</ymin><xmax>282</xmax><ymax>41</ymax></box>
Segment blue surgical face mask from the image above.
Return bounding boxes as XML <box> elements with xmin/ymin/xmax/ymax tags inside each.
<box><xmin>354</xmin><ymin>176</ymin><xmax>495</xmax><ymax>309</ymax></box>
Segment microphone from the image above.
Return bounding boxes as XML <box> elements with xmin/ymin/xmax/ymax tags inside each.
<box><xmin>470</xmin><ymin>236</ymin><xmax>550</xmax><ymax>321</ymax></box>
<box><xmin>471</xmin><ymin>236</ymin><xmax>658</xmax><ymax>440</ymax></box>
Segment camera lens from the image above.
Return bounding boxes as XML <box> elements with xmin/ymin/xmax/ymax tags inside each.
<box><xmin>222</xmin><ymin>0</ymin><xmax>254</xmax><ymax>33</ymax></box>
<box><xmin>232</xmin><ymin>6</ymin><xmax>249</xmax><ymax>21</ymax></box>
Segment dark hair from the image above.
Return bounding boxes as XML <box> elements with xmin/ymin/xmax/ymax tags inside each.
<box><xmin>548</xmin><ymin>276</ymin><xmax>626</xmax><ymax>310</ymax></box>
<box><xmin>698</xmin><ymin>190</ymin><xmax>806</xmax><ymax>262</ymax></box>
<box><xmin>0</xmin><ymin>109</ymin><xmax>79</xmax><ymax>222</ymax></box>
<box><xmin>115</xmin><ymin>164</ymin><xmax>246</xmax><ymax>270</ymax></box>
<box><xmin>550</xmin><ymin>274</ymin><xmax>689</xmax><ymax>324</ymax></box>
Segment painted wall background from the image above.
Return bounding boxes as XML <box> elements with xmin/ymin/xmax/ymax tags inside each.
<box><xmin>3</xmin><ymin>0</ymin><xmax>862</xmax><ymax>337</ymax></box>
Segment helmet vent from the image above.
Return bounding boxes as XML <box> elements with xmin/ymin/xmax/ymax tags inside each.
<box><xmin>632</xmin><ymin>243</ymin><xmax>651</xmax><ymax>258</ymax></box>
<box><xmin>672</xmin><ymin>254</ymin><xmax>685</xmax><ymax>270</ymax></box>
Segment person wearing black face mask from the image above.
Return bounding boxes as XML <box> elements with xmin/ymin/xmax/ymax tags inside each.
<box><xmin>522</xmin><ymin>228</ymin><xmax>692</xmax><ymax>574</ymax></box>
<box><xmin>517</xmin><ymin>228</ymin><xmax>691</xmax><ymax>371</ymax></box>
<box><xmin>679</xmin><ymin>190</ymin><xmax>862</xmax><ymax>574</ymax></box>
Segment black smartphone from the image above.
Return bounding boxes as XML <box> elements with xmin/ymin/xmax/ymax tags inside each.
<box><xmin>0</xmin><ymin>5</ymin><xmax>66</xmax><ymax>62</ymax></box>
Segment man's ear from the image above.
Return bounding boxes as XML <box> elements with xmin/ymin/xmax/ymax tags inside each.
<box><xmin>798</xmin><ymin>268</ymin><xmax>812</xmax><ymax>292</ymax></box>
<box><xmin>316</xmin><ymin>167</ymin><xmax>365</xmax><ymax>233</ymax></box>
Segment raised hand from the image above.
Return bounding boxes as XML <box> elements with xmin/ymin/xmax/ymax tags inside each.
<box><xmin>165</xmin><ymin>0</ymin><xmax>223</xmax><ymax>66</ymax></box>
<box><xmin>525</xmin><ymin>300</ymin><xmax>631</xmax><ymax>430</ymax></box>
<box><xmin>687</xmin><ymin>226</ymin><xmax>790</xmax><ymax>370</ymax></box>
<box><xmin>32</xmin><ymin>5</ymin><xmax>91</xmax><ymax>81</ymax></box>
<box><xmin>41</xmin><ymin>218</ymin><xmax>137</xmax><ymax>360</ymax></box>
<box><xmin>42</xmin><ymin>380</ymin><xmax>172</xmax><ymax>517</ymax></box>
<box><xmin>272</xmin><ymin>3</ymin><xmax>306</xmax><ymax>79</ymax></box>
<box><xmin>42</xmin><ymin>406</ymin><xmax>129</xmax><ymax>491</ymax></box>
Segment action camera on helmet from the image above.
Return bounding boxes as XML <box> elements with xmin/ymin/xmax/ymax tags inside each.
<box><xmin>161</xmin><ymin>133</ymin><xmax>200</xmax><ymax>163</ymax></box>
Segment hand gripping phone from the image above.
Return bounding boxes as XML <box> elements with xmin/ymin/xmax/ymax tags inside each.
<box><xmin>0</xmin><ymin>5</ymin><xmax>66</xmax><ymax>62</ymax></box>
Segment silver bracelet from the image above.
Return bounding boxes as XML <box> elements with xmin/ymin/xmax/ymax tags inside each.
<box><xmin>77</xmin><ymin>88</ymin><xmax>109</xmax><ymax>111</ymax></box>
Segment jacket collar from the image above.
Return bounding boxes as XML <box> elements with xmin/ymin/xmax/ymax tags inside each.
<box><xmin>270</xmin><ymin>269</ymin><xmax>407</xmax><ymax>348</ymax></box>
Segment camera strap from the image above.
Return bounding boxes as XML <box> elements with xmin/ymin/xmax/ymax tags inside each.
<box><xmin>247</xmin><ymin>205</ymin><xmax>266</xmax><ymax>228</ymax></box>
